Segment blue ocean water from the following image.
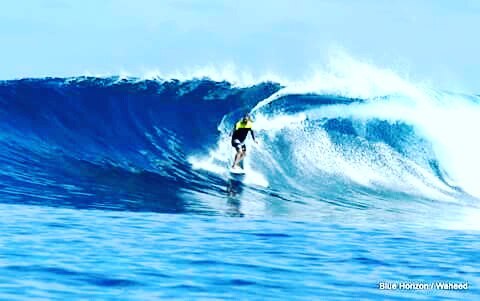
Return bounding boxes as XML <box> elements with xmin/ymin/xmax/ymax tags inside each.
<box><xmin>0</xmin><ymin>77</ymin><xmax>479</xmax><ymax>300</ymax></box>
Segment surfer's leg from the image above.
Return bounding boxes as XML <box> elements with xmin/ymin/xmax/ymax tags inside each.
<box><xmin>237</xmin><ymin>145</ymin><xmax>247</xmax><ymax>166</ymax></box>
<box><xmin>232</xmin><ymin>141</ymin><xmax>247</xmax><ymax>168</ymax></box>
<box><xmin>232</xmin><ymin>140</ymin><xmax>242</xmax><ymax>168</ymax></box>
<box><xmin>232</xmin><ymin>150</ymin><xmax>242</xmax><ymax>168</ymax></box>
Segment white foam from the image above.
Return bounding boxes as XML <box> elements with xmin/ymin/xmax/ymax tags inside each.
<box><xmin>240</xmin><ymin>166</ymin><xmax>269</xmax><ymax>187</ymax></box>
<box><xmin>439</xmin><ymin>206</ymin><xmax>480</xmax><ymax>231</ymax></box>
<box><xmin>189</xmin><ymin>157</ymin><xmax>226</xmax><ymax>175</ymax></box>
<box><xmin>299</xmin><ymin>93</ymin><xmax>480</xmax><ymax>199</ymax></box>
<box><xmin>252</xmin><ymin>50</ymin><xmax>427</xmax><ymax>112</ymax></box>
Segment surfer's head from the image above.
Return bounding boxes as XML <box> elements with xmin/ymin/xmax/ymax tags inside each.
<box><xmin>242</xmin><ymin>113</ymin><xmax>251</xmax><ymax>123</ymax></box>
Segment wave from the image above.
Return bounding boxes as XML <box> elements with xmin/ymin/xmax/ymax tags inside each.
<box><xmin>0</xmin><ymin>70</ymin><xmax>478</xmax><ymax>215</ymax></box>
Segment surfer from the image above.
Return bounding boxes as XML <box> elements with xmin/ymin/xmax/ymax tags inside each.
<box><xmin>231</xmin><ymin>114</ymin><xmax>257</xmax><ymax>169</ymax></box>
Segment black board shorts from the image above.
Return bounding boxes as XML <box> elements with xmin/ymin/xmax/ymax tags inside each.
<box><xmin>232</xmin><ymin>139</ymin><xmax>246</xmax><ymax>151</ymax></box>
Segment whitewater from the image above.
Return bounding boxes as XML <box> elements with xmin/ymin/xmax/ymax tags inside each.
<box><xmin>0</xmin><ymin>58</ymin><xmax>479</xmax><ymax>300</ymax></box>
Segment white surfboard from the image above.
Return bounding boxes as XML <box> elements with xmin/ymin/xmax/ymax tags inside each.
<box><xmin>229</xmin><ymin>167</ymin><xmax>246</xmax><ymax>175</ymax></box>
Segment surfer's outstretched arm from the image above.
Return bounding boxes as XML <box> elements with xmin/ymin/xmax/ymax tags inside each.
<box><xmin>250</xmin><ymin>130</ymin><xmax>257</xmax><ymax>143</ymax></box>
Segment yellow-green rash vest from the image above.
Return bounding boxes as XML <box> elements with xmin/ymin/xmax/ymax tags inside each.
<box><xmin>232</xmin><ymin>120</ymin><xmax>253</xmax><ymax>142</ymax></box>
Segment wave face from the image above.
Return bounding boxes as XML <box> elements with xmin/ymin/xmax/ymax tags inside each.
<box><xmin>0</xmin><ymin>76</ymin><xmax>478</xmax><ymax>220</ymax></box>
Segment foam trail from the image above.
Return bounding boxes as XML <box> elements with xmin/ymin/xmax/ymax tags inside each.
<box><xmin>188</xmin><ymin>134</ymin><xmax>269</xmax><ymax>188</ymax></box>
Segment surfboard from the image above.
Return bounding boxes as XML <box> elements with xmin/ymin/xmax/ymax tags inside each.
<box><xmin>229</xmin><ymin>167</ymin><xmax>245</xmax><ymax>175</ymax></box>
<box><xmin>229</xmin><ymin>157</ymin><xmax>245</xmax><ymax>174</ymax></box>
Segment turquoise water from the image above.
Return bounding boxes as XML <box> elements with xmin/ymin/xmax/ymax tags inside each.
<box><xmin>1</xmin><ymin>204</ymin><xmax>478</xmax><ymax>300</ymax></box>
